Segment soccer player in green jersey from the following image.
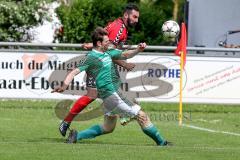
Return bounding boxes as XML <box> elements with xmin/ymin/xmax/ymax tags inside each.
<box><xmin>53</xmin><ymin>27</ymin><xmax>170</xmax><ymax>146</ymax></box>
<box><xmin>58</xmin><ymin>3</ymin><xmax>138</xmax><ymax>137</ymax></box>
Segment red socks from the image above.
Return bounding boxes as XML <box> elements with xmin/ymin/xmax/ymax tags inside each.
<box><xmin>64</xmin><ymin>95</ymin><xmax>94</xmax><ymax>123</ymax></box>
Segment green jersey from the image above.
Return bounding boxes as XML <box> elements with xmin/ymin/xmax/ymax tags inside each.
<box><xmin>78</xmin><ymin>49</ymin><xmax>122</xmax><ymax>99</ymax></box>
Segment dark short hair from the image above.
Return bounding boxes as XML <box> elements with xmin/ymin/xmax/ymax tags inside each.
<box><xmin>91</xmin><ymin>27</ymin><xmax>108</xmax><ymax>47</ymax></box>
<box><xmin>124</xmin><ymin>3</ymin><xmax>139</xmax><ymax>14</ymax></box>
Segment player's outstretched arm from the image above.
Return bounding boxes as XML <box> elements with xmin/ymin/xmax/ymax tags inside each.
<box><xmin>82</xmin><ymin>43</ymin><xmax>93</xmax><ymax>50</ymax></box>
<box><xmin>51</xmin><ymin>68</ymin><xmax>80</xmax><ymax>93</ymax></box>
<box><xmin>121</xmin><ymin>42</ymin><xmax>146</xmax><ymax>59</ymax></box>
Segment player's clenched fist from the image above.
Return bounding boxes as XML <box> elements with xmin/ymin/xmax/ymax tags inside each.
<box><xmin>137</xmin><ymin>42</ymin><xmax>146</xmax><ymax>51</ymax></box>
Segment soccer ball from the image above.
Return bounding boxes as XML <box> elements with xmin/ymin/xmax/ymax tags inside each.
<box><xmin>162</xmin><ymin>20</ymin><xmax>180</xmax><ymax>38</ymax></box>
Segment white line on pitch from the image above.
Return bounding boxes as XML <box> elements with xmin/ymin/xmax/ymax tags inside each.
<box><xmin>183</xmin><ymin>124</ymin><xmax>240</xmax><ymax>136</ymax></box>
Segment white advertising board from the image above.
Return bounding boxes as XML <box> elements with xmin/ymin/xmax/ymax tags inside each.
<box><xmin>0</xmin><ymin>51</ymin><xmax>240</xmax><ymax>104</ymax></box>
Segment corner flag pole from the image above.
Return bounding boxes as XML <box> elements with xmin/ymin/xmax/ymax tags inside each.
<box><xmin>179</xmin><ymin>51</ymin><xmax>184</xmax><ymax>126</ymax></box>
<box><xmin>175</xmin><ymin>22</ymin><xmax>187</xmax><ymax>126</ymax></box>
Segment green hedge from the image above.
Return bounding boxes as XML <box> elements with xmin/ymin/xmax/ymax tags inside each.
<box><xmin>0</xmin><ymin>0</ymin><xmax>177</xmax><ymax>44</ymax></box>
<box><xmin>57</xmin><ymin>0</ymin><xmax>173</xmax><ymax>45</ymax></box>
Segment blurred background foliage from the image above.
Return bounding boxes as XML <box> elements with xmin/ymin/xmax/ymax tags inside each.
<box><xmin>0</xmin><ymin>0</ymin><xmax>185</xmax><ymax>45</ymax></box>
<box><xmin>0</xmin><ymin>0</ymin><xmax>54</xmax><ymax>41</ymax></box>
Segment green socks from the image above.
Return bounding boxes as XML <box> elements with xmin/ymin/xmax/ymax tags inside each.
<box><xmin>142</xmin><ymin>124</ymin><xmax>166</xmax><ymax>146</ymax></box>
<box><xmin>76</xmin><ymin>123</ymin><xmax>166</xmax><ymax>145</ymax></box>
<box><xmin>77</xmin><ymin>124</ymin><xmax>104</xmax><ymax>140</ymax></box>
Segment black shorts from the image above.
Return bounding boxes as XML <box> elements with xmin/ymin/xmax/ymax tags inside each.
<box><xmin>86</xmin><ymin>75</ymin><xmax>96</xmax><ymax>88</ymax></box>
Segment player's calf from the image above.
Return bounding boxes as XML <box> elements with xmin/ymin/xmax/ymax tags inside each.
<box><xmin>137</xmin><ymin>110</ymin><xmax>169</xmax><ymax>146</ymax></box>
<box><xmin>102</xmin><ymin>115</ymin><xmax>117</xmax><ymax>134</ymax></box>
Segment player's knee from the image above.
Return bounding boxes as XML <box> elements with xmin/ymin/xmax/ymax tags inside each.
<box><xmin>138</xmin><ymin>110</ymin><xmax>147</xmax><ymax>120</ymax></box>
<box><xmin>102</xmin><ymin>115</ymin><xmax>117</xmax><ymax>133</ymax></box>
<box><xmin>102</xmin><ymin>125</ymin><xmax>115</xmax><ymax>134</ymax></box>
<box><xmin>105</xmin><ymin>128</ymin><xmax>115</xmax><ymax>134</ymax></box>
<box><xmin>137</xmin><ymin>110</ymin><xmax>151</xmax><ymax>127</ymax></box>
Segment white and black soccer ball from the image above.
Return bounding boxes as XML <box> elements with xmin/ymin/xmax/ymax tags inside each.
<box><xmin>162</xmin><ymin>20</ymin><xmax>180</xmax><ymax>38</ymax></box>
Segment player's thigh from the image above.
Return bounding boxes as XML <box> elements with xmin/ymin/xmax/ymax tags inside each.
<box><xmin>103</xmin><ymin>92</ymin><xmax>141</xmax><ymax>117</ymax></box>
<box><xmin>102</xmin><ymin>115</ymin><xmax>117</xmax><ymax>133</ymax></box>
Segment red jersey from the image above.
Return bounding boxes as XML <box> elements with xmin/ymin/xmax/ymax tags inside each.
<box><xmin>105</xmin><ymin>18</ymin><xmax>128</xmax><ymax>46</ymax></box>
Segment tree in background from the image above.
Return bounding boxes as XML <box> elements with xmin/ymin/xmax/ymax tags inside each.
<box><xmin>56</xmin><ymin>0</ymin><xmax>126</xmax><ymax>43</ymax></box>
<box><xmin>0</xmin><ymin>0</ymin><xmax>54</xmax><ymax>42</ymax></box>
<box><xmin>0</xmin><ymin>0</ymin><xmax>185</xmax><ymax>44</ymax></box>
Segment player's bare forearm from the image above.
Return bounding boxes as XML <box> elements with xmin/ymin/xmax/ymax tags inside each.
<box><xmin>52</xmin><ymin>68</ymin><xmax>80</xmax><ymax>93</ymax></box>
<box><xmin>122</xmin><ymin>49</ymin><xmax>139</xmax><ymax>59</ymax></box>
<box><xmin>63</xmin><ymin>68</ymin><xmax>80</xmax><ymax>89</ymax></box>
<box><xmin>121</xmin><ymin>43</ymin><xmax>146</xmax><ymax>59</ymax></box>
<box><xmin>113</xmin><ymin>59</ymin><xmax>126</xmax><ymax>67</ymax></box>
<box><xmin>113</xmin><ymin>60</ymin><xmax>135</xmax><ymax>71</ymax></box>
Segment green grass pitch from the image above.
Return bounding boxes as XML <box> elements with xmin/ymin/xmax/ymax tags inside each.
<box><xmin>0</xmin><ymin>100</ymin><xmax>240</xmax><ymax>160</ymax></box>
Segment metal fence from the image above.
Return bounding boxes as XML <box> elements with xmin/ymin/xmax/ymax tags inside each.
<box><xmin>1</xmin><ymin>42</ymin><xmax>240</xmax><ymax>57</ymax></box>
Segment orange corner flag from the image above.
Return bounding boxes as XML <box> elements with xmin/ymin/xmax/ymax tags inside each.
<box><xmin>175</xmin><ymin>22</ymin><xmax>187</xmax><ymax>126</ymax></box>
<box><xmin>175</xmin><ymin>22</ymin><xmax>187</xmax><ymax>68</ymax></box>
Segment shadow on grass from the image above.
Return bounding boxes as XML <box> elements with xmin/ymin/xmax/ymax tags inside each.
<box><xmin>75</xmin><ymin>139</ymin><xmax>155</xmax><ymax>147</ymax></box>
<box><xmin>26</xmin><ymin>137</ymin><xmax>64</xmax><ymax>143</ymax></box>
<box><xmin>28</xmin><ymin>137</ymin><xmax>154</xmax><ymax>147</ymax></box>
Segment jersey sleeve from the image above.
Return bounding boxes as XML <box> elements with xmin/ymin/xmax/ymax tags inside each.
<box><xmin>77</xmin><ymin>56</ymin><xmax>90</xmax><ymax>71</ymax></box>
<box><xmin>107</xmin><ymin>49</ymin><xmax>123</xmax><ymax>59</ymax></box>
